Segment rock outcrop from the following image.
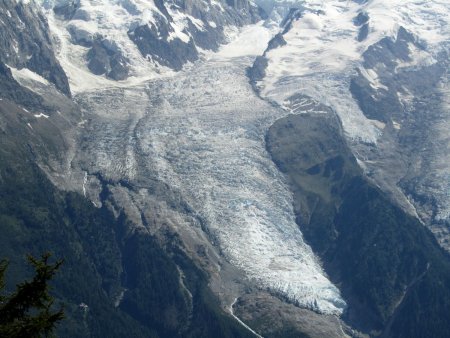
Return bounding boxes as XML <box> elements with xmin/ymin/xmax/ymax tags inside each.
<box><xmin>0</xmin><ymin>0</ymin><xmax>70</xmax><ymax>95</ymax></box>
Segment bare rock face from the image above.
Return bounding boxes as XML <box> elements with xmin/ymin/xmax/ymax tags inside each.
<box><xmin>353</xmin><ymin>11</ymin><xmax>369</xmax><ymax>41</ymax></box>
<box><xmin>128</xmin><ymin>21</ymin><xmax>198</xmax><ymax>71</ymax></box>
<box><xmin>127</xmin><ymin>0</ymin><xmax>261</xmax><ymax>71</ymax></box>
<box><xmin>250</xmin><ymin>1</ymin><xmax>450</xmax><ymax>254</ymax></box>
<box><xmin>87</xmin><ymin>37</ymin><xmax>130</xmax><ymax>80</ymax></box>
<box><xmin>350</xmin><ymin>27</ymin><xmax>429</xmax><ymax>123</ymax></box>
<box><xmin>44</xmin><ymin>0</ymin><xmax>262</xmax><ymax>81</ymax></box>
<box><xmin>0</xmin><ymin>0</ymin><xmax>70</xmax><ymax>95</ymax></box>
<box><xmin>266</xmin><ymin>102</ymin><xmax>450</xmax><ymax>337</ymax></box>
<box><xmin>53</xmin><ymin>0</ymin><xmax>80</xmax><ymax>20</ymax></box>
<box><xmin>0</xmin><ymin>61</ymin><xmax>43</xmax><ymax>108</ymax></box>
<box><xmin>350</xmin><ymin>26</ymin><xmax>450</xmax><ymax>250</ymax></box>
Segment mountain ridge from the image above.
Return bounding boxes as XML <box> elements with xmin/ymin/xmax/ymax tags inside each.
<box><xmin>1</xmin><ymin>0</ymin><xmax>449</xmax><ymax>337</ymax></box>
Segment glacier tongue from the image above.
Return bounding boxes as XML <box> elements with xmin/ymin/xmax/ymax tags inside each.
<box><xmin>74</xmin><ymin>24</ymin><xmax>346</xmax><ymax>315</ymax></box>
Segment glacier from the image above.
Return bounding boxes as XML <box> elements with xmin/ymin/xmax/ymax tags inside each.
<box><xmin>60</xmin><ymin>21</ymin><xmax>347</xmax><ymax>315</ymax></box>
<box><xmin>3</xmin><ymin>1</ymin><xmax>450</xmax><ymax>336</ymax></box>
<box><xmin>28</xmin><ymin>0</ymin><xmax>449</xmax><ymax>319</ymax></box>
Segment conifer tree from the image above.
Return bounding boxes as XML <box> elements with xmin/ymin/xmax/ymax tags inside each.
<box><xmin>0</xmin><ymin>253</ymin><xmax>64</xmax><ymax>338</ymax></box>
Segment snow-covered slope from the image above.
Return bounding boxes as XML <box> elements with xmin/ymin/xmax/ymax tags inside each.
<box><xmin>3</xmin><ymin>0</ymin><xmax>450</xmax><ymax>335</ymax></box>
<box><xmin>254</xmin><ymin>0</ymin><xmax>450</xmax><ymax>249</ymax></box>
<box><xmin>5</xmin><ymin>0</ymin><xmax>348</xmax><ymax>320</ymax></box>
<box><xmin>71</xmin><ymin>24</ymin><xmax>347</xmax><ymax>316</ymax></box>
<box><xmin>257</xmin><ymin>0</ymin><xmax>449</xmax><ymax>140</ymax></box>
<box><xmin>4</xmin><ymin>0</ymin><xmax>346</xmax><ymax>319</ymax></box>
<box><xmin>36</xmin><ymin>0</ymin><xmax>260</xmax><ymax>93</ymax></box>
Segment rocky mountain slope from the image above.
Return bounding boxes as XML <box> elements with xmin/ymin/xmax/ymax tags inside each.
<box><xmin>1</xmin><ymin>0</ymin><xmax>450</xmax><ymax>337</ymax></box>
<box><xmin>0</xmin><ymin>0</ymin><xmax>70</xmax><ymax>95</ymax></box>
<box><xmin>38</xmin><ymin>0</ymin><xmax>261</xmax><ymax>92</ymax></box>
<box><xmin>251</xmin><ymin>0</ymin><xmax>450</xmax><ymax>252</ymax></box>
<box><xmin>266</xmin><ymin>102</ymin><xmax>450</xmax><ymax>337</ymax></box>
<box><xmin>0</xmin><ymin>1</ymin><xmax>282</xmax><ymax>337</ymax></box>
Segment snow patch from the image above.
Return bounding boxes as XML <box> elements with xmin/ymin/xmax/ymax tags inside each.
<box><xmin>82</xmin><ymin>171</ymin><xmax>87</xmax><ymax>197</ymax></box>
<box><xmin>9</xmin><ymin>66</ymin><xmax>50</xmax><ymax>86</ymax></box>
<box><xmin>212</xmin><ymin>22</ymin><xmax>276</xmax><ymax>59</ymax></box>
<box><xmin>42</xmin><ymin>0</ymin><xmax>172</xmax><ymax>94</ymax></box>
<box><xmin>257</xmin><ymin>0</ymin><xmax>450</xmax><ymax>143</ymax></box>
<box><xmin>396</xmin><ymin>43</ymin><xmax>437</xmax><ymax>70</ymax></box>
<box><xmin>34</xmin><ymin>113</ymin><xmax>50</xmax><ymax>118</ymax></box>
<box><xmin>359</xmin><ymin>67</ymin><xmax>388</xmax><ymax>91</ymax></box>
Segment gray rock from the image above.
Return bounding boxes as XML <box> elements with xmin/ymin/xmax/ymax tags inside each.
<box><xmin>363</xmin><ymin>27</ymin><xmax>417</xmax><ymax>69</ymax></box>
<box><xmin>87</xmin><ymin>38</ymin><xmax>129</xmax><ymax>80</ymax></box>
<box><xmin>281</xmin><ymin>8</ymin><xmax>304</xmax><ymax>33</ymax></box>
<box><xmin>129</xmin><ymin>23</ymin><xmax>198</xmax><ymax>71</ymax></box>
<box><xmin>353</xmin><ymin>11</ymin><xmax>369</xmax><ymax>26</ymax></box>
<box><xmin>247</xmin><ymin>55</ymin><xmax>268</xmax><ymax>83</ymax></box>
<box><xmin>357</xmin><ymin>23</ymin><xmax>369</xmax><ymax>41</ymax></box>
<box><xmin>0</xmin><ymin>61</ymin><xmax>43</xmax><ymax>109</ymax></box>
<box><xmin>0</xmin><ymin>0</ymin><xmax>71</xmax><ymax>96</ymax></box>
<box><xmin>71</xmin><ymin>8</ymin><xmax>91</xmax><ymax>21</ymax></box>
<box><xmin>67</xmin><ymin>23</ymin><xmax>94</xmax><ymax>47</ymax></box>
<box><xmin>350</xmin><ymin>26</ymin><xmax>450</xmax><ymax>251</ymax></box>
<box><xmin>350</xmin><ymin>26</ymin><xmax>435</xmax><ymax>122</ymax></box>
<box><xmin>53</xmin><ymin>0</ymin><xmax>80</xmax><ymax>20</ymax></box>
<box><xmin>127</xmin><ymin>0</ymin><xmax>261</xmax><ymax>72</ymax></box>
<box><xmin>247</xmin><ymin>33</ymin><xmax>286</xmax><ymax>94</ymax></box>
<box><xmin>267</xmin><ymin>33</ymin><xmax>287</xmax><ymax>51</ymax></box>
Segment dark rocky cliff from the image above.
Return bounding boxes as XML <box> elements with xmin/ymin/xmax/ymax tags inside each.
<box><xmin>0</xmin><ymin>0</ymin><xmax>70</xmax><ymax>95</ymax></box>
<box><xmin>266</xmin><ymin>101</ymin><xmax>450</xmax><ymax>337</ymax></box>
